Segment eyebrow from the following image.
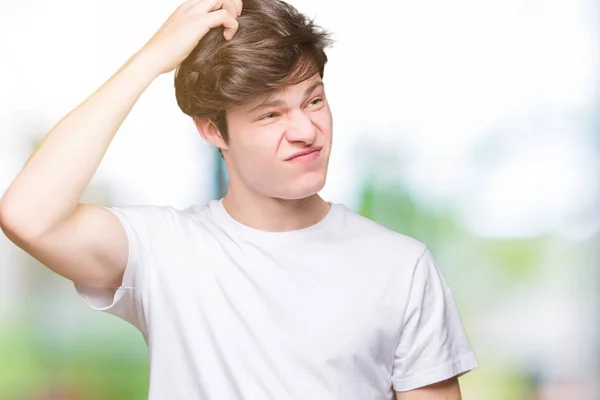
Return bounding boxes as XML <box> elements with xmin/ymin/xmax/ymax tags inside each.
<box><xmin>248</xmin><ymin>81</ymin><xmax>325</xmax><ymax>113</ymax></box>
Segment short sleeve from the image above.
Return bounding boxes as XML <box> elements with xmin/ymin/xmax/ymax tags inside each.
<box><xmin>391</xmin><ymin>247</ymin><xmax>478</xmax><ymax>392</ymax></box>
<box><xmin>74</xmin><ymin>205</ymin><xmax>159</xmax><ymax>335</ymax></box>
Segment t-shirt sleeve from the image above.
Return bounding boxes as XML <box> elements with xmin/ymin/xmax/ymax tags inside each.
<box><xmin>391</xmin><ymin>247</ymin><xmax>478</xmax><ymax>392</ymax></box>
<box><xmin>73</xmin><ymin>205</ymin><xmax>160</xmax><ymax>335</ymax></box>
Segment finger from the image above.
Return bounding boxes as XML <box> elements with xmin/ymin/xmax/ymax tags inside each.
<box><xmin>222</xmin><ymin>0</ymin><xmax>240</xmax><ymax>19</ymax></box>
<box><xmin>203</xmin><ymin>9</ymin><xmax>239</xmax><ymax>40</ymax></box>
<box><xmin>199</xmin><ymin>0</ymin><xmax>238</xmax><ymax>17</ymax></box>
<box><xmin>229</xmin><ymin>0</ymin><xmax>242</xmax><ymax>16</ymax></box>
<box><xmin>181</xmin><ymin>0</ymin><xmax>202</xmax><ymax>9</ymax></box>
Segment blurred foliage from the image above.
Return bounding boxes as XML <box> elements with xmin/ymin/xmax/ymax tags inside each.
<box><xmin>358</xmin><ymin>177</ymin><xmax>463</xmax><ymax>248</ymax></box>
<box><xmin>0</xmin><ymin>323</ymin><xmax>148</xmax><ymax>400</ymax></box>
<box><xmin>358</xmin><ymin>177</ymin><xmax>545</xmax><ymax>283</ymax></box>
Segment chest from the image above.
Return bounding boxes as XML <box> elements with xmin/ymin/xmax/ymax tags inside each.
<box><xmin>150</xmin><ymin>238</ymin><xmax>404</xmax><ymax>367</ymax></box>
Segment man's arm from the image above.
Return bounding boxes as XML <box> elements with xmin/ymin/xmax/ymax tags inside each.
<box><xmin>396</xmin><ymin>377</ymin><xmax>461</xmax><ymax>400</ymax></box>
<box><xmin>0</xmin><ymin>0</ymin><xmax>242</xmax><ymax>288</ymax></box>
<box><xmin>0</xmin><ymin>53</ymin><xmax>157</xmax><ymax>288</ymax></box>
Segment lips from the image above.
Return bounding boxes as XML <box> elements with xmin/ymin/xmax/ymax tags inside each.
<box><xmin>285</xmin><ymin>147</ymin><xmax>322</xmax><ymax>161</ymax></box>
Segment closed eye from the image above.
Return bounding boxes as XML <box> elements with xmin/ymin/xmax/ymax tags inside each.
<box><xmin>308</xmin><ymin>98</ymin><xmax>323</xmax><ymax>107</ymax></box>
<box><xmin>259</xmin><ymin>112</ymin><xmax>278</xmax><ymax>121</ymax></box>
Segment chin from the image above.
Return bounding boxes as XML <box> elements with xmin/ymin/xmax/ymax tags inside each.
<box><xmin>277</xmin><ymin>173</ymin><xmax>328</xmax><ymax>200</ymax></box>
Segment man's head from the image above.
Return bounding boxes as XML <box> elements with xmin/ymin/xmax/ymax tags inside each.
<box><xmin>175</xmin><ymin>0</ymin><xmax>333</xmax><ymax>201</ymax></box>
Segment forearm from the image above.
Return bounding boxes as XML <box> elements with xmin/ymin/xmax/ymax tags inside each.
<box><xmin>395</xmin><ymin>377</ymin><xmax>462</xmax><ymax>400</ymax></box>
<box><xmin>0</xmin><ymin>52</ymin><xmax>158</xmax><ymax>238</ymax></box>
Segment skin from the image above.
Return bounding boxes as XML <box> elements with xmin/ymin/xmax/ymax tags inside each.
<box><xmin>194</xmin><ymin>73</ymin><xmax>333</xmax><ymax>232</ymax></box>
<box><xmin>396</xmin><ymin>378</ymin><xmax>462</xmax><ymax>399</ymax></box>
<box><xmin>0</xmin><ymin>0</ymin><xmax>463</xmax><ymax>397</ymax></box>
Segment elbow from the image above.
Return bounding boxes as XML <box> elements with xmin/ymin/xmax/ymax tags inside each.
<box><xmin>0</xmin><ymin>200</ymin><xmax>26</xmax><ymax>242</ymax></box>
<box><xmin>0</xmin><ymin>196</ymin><xmax>45</xmax><ymax>243</ymax></box>
<box><xmin>0</xmin><ymin>196</ymin><xmax>16</xmax><ymax>236</ymax></box>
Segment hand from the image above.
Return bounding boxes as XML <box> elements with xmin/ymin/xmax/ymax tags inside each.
<box><xmin>136</xmin><ymin>0</ymin><xmax>243</xmax><ymax>76</ymax></box>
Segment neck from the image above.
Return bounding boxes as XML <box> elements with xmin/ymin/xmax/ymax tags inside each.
<box><xmin>221</xmin><ymin>189</ymin><xmax>331</xmax><ymax>232</ymax></box>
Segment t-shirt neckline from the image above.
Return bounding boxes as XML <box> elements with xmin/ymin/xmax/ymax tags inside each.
<box><xmin>208</xmin><ymin>198</ymin><xmax>340</xmax><ymax>243</ymax></box>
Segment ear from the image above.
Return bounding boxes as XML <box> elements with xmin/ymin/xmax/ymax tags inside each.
<box><xmin>194</xmin><ymin>117</ymin><xmax>229</xmax><ymax>151</ymax></box>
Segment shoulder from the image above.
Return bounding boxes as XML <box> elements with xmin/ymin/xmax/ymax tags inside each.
<box><xmin>331</xmin><ymin>203</ymin><xmax>428</xmax><ymax>263</ymax></box>
<box><xmin>105</xmin><ymin>203</ymin><xmax>204</xmax><ymax>234</ymax></box>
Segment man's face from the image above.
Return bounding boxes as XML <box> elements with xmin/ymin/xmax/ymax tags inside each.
<box><xmin>223</xmin><ymin>74</ymin><xmax>333</xmax><ymax>200</ymax></box>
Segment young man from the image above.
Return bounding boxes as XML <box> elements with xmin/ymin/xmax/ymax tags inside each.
<box><xmin>0</xmin><ymin>0</ymin><xmax>478</xmax><ymax>398</ymax></box>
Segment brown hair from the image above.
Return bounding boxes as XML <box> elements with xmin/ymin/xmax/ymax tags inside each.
<box><xmin>174</xmin><ymin>0</ymin><xmax>333</xmax><ymax>142</ymax></box>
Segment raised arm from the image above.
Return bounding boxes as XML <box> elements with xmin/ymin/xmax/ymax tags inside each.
<box><xmin>0</xmin><ymin>0</ymin><xmax>242</xmax><ymax>288</ymax></box>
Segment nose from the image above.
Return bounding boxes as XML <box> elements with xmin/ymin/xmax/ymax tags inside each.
<box><xmin>285</xmin><ymin>110</ymin><xmax>317</xmax><ymax>145</ymax></box>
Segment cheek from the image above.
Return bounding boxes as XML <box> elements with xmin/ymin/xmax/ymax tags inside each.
<box><xmin>234</xmin><ymin>136</ymin><xmax>286</xmax><ymax>192</ymax></box>
<box><xmin>228</xmin><ymin>116</ymin><xmax>278</xmax><ymax>152</ymax></box>
<box><xmin>231</xmin><ymin>126</ymin><xmax>283</xmax><ymax>168</ymax></box>
<box><xmin>249</xmin><ymin>128</ymin><xmax>283</xmax><ymax>153</ymax></box>
<box><xmin>315</xmin><ymin>105</ymin><xmax>333</xmax><ymax>132</ymax></box>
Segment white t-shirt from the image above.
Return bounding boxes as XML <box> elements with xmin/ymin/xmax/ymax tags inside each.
<box><xmin>75</xmin><ymin>200</ymin><xmax>478</xmax><ymax>399</ymax></box>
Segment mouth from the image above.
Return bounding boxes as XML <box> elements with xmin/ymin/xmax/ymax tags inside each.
<box><xmin>285</xmin><ymin>147</ymin><xmax>322</xmax><ymax>163</ymax></box>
